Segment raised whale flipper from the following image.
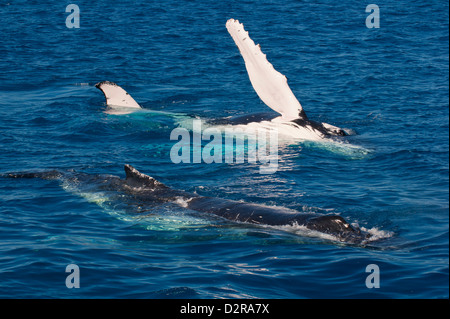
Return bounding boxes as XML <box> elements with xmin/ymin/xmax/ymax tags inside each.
<box><xmin>226</xmin><ymin>19</ymin><xmax>306</xmax><ymax>121</ymax></box>
<box><xmin>95</xmin><ymin>81</ymin><xmax>141</xmax><ymax>109</ymax></box>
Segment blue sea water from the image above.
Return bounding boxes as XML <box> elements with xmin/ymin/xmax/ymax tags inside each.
<box><xmin>0</xmin><ymin>0</ymin><xmax>448</xmax><ymax>299</ymax></box>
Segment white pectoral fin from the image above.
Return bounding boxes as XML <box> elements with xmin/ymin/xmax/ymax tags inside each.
<box><xmin>95</xmin><ymin>81</ymin><xmax>141</xmax><ymax>109</ymax></box>
<box><xmin>226</xmin><ymin>19</ymin><xmax>303</xmax><ymax>121</ymax></box>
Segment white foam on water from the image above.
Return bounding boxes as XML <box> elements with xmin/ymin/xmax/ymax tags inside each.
<box><xmin>185</xmin><ymin>119</ymin><xmax>372</xmax><ymax>160</ymax></box>
<box><xmin>273</xmin><ymin>223</ymin><xmax>341</xmax><ymax>242</ymax></box>
<box><xmin>360</xmin><ymin>226</ymin><xmax>394</xmax><ymax>241</ymax></box>
<box><xmin>173</xmin><ymin>196</ymin><xmax>190</xmax><ymax>208</ymax></box>
<box><xmin>258</xmin><ymin>221</ymin><xmax>394</xmax><ymax>244</ymax></box>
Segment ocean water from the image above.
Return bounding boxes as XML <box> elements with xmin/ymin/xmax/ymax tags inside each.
<box><xmin>0</xmin><ymin>0</ymin><xmax>448</xmax><ymax>299</ymax></box>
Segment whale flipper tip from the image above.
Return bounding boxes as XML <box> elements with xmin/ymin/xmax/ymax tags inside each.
<box><xmin>95</xmin><ymin>81</ymin><xmax>119</xmax><ymax>89</ymax></box>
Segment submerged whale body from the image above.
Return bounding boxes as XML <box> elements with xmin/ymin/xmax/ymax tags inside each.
<box><xmin>95</xmin><ymin>19</ymin><xmax>349</xmax><ymax>140</ymax></box>
<box><xmin>5</xmin><ymin>165</ymin><xmax>371</xmax><ymax>243</ymax></box>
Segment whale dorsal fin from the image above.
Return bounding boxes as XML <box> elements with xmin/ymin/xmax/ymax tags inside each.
<box><xmin>124</xmin><ymin>164</ymin><xmax>166</xmax><ymax>189</ymax></box>
<box><xmin>226</xmin><ymin>19</ymin><xmax>305</xmax><ymax>121</ymax></box>
<box><xmin>95</xmin><ymin>81</ymin><xmax>141</xmax><ymax>109</ymax></box>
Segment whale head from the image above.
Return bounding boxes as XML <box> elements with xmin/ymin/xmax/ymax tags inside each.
<box><xmin>306</xmin><ymin>215</ymin><xmax>371</xmax><ymax>243</ymax></box>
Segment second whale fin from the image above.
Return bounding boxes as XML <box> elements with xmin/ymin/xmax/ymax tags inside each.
<box><xmin>95</xmin><ymin>81</ymin><xmax>141</xmax><ymax>109</ymax></box>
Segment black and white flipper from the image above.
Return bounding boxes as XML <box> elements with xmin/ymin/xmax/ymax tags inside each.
<box><xmin>95</xmin><ymin>81</ymin><xmax>141</xmax><ymax>109</ymax></box>
<box><xmin>226</xmin><ymin>19</ymin><xmax>304</xmax><ymax>121</ymax></box>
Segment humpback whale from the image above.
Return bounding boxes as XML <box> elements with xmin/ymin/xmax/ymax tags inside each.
<box><xmin>95</xmin><ymin>19</ymin><xmax>348</xmax><ymax>140</ymax></box>
<box><xmin>4</xmin><ymin>165</ymin><xmax>371</xmax><ymax>244</ymax></box>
